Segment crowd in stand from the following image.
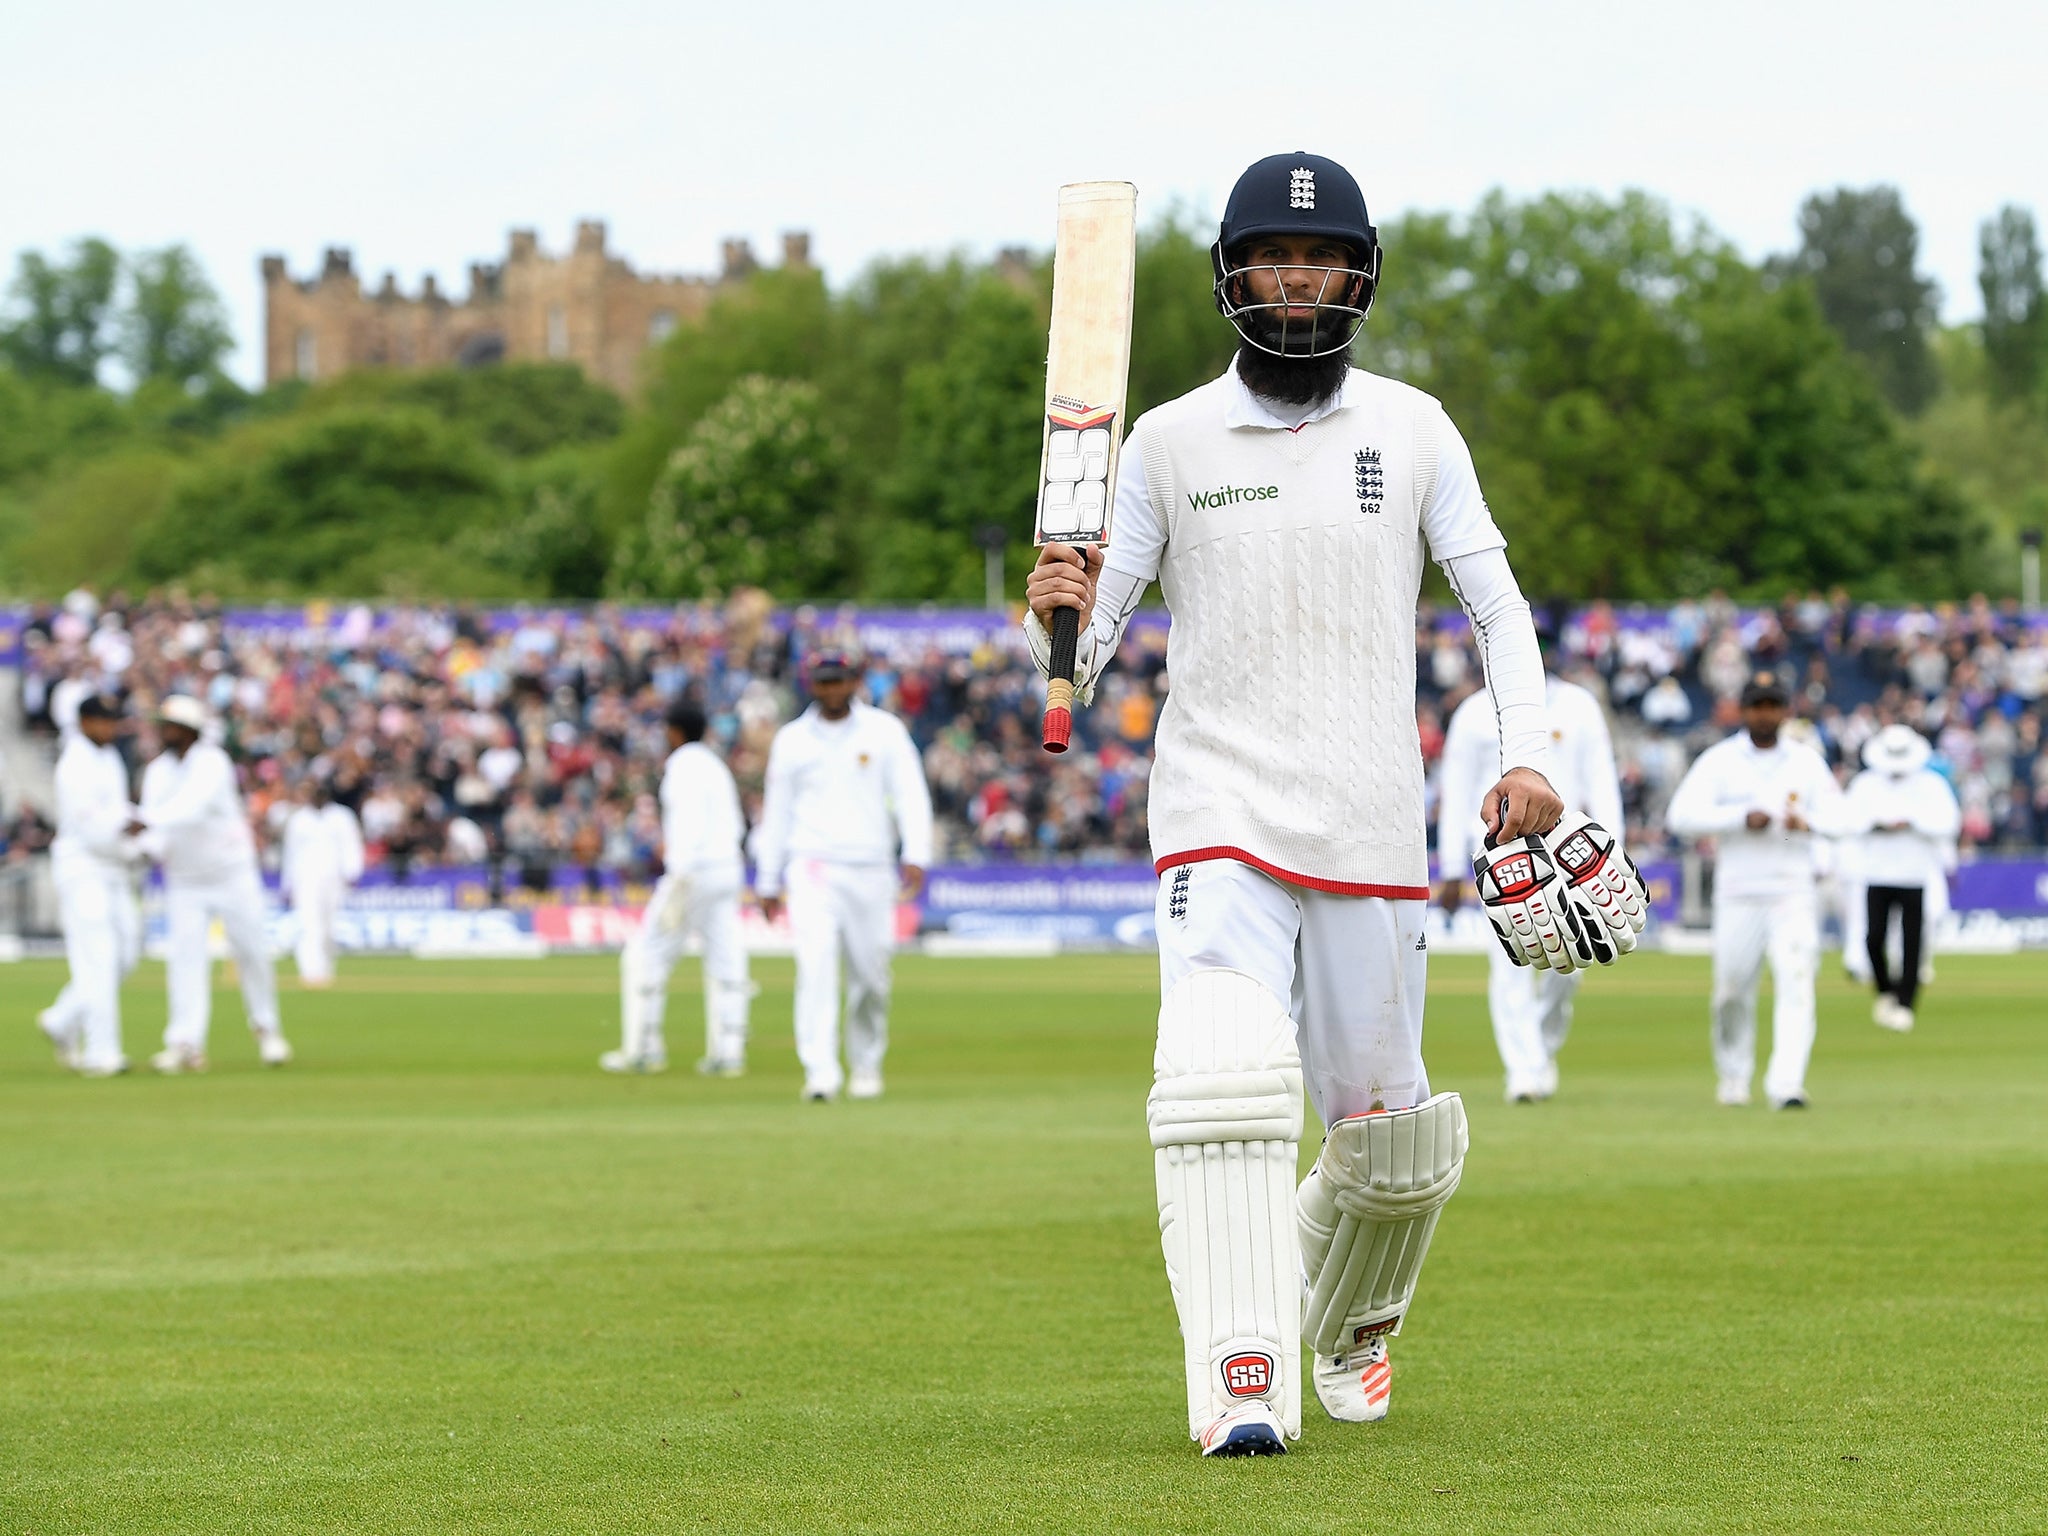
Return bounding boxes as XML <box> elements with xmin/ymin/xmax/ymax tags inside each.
<box><xmin>10</xmin><ymin>585</ymin><xmax>2048</xmax><ymax>879</ymax></box>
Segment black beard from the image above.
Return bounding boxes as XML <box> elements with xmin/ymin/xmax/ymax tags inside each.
<box><xmin>1234</xmin><ymin>338</ymin><xmax>1352</xmax><ymax>409</ymax></box>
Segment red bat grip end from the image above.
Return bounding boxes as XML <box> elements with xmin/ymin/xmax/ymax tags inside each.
<box><xmin>1041</xmin><ymin>605</ymin><xmax>1081</xmax><ymax>753</ymax></box>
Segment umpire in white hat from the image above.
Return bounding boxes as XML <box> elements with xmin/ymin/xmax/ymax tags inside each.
<box><xmin>1843</xmin><ymin>724</ymin><xmax>1959</xmax><ymax>1032</ymax></box>
<box><xmin>133</xmin><ymin>694</ymin><xmax>293</xmax><ymax>1071</ymax></box>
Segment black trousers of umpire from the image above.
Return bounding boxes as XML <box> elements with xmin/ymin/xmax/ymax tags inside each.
<box><xmin>1865</xmin><ymin>885</ymin><xmax>1925</xmax><ymax>1009</ymax></box>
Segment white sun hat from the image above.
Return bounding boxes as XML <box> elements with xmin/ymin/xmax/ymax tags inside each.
<box><xmin>1862</xmin><ymin>723</ymin><xmax>1932</xmax><ymax>776</ymax></box>
<box><xmin>155</xmin><ymin>694</ymin><xmax>209</xmax><ymax>733</ymax></box>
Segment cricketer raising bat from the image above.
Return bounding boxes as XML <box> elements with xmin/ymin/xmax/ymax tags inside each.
<box><xmin>1034</xmin><ymin>180</ymin><xmax>1137</xmax><ymax>753</ymax></box>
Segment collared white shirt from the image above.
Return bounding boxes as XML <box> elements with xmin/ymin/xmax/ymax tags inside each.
<box><xmin>1666</xmin><ymin>732</ymin><xmax>1847</xmax><ymax>901</ymax></box>
<box><xmin>660</xmin><ymin>741</ymin><xmax>746</xmax><ymax>875</ymax></box>
<box><xmin>751</xmin><ymin>701</ymin><xmax>933</xmax><ymax>898</ymax></box>
<box><xmin>282</xmin><ymin>802</ymin><xmax>366</xmax><ymax>895</ymax></box>
<box><xmin>52</xmin><ymin>733</ymin><xmax>134</xmax><ymax>872</ymax></box>
<box><xmin>1845</xmin><ymin>767</ymin><xmax>1959</xmax><ymax>889</ymax></box>
<box><xmin>139</xmin><ymin>741</ymin><xmax>259</xmax><ymax>885</ymax></box>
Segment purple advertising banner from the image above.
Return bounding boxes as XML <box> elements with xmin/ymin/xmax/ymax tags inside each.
<box><xmin>1950</xmin><ymin>859</ymin><xmax>2048</xmax><ymax>915</ymax></box>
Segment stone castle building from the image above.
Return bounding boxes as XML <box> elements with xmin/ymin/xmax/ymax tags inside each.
<box><xmin>261</xmin><ymin>223</ymin><xmax>811</xmax><ymax>398</ymax></box>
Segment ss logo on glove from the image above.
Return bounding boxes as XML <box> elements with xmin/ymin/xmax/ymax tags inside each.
<box><xmin>1472</xmin><ymin>816</ymin><xmax>1649</xmax><ymax>972</ymax></box>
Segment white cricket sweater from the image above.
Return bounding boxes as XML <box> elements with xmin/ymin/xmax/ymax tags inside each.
<box><xmin>1029</xmin><ymin>364</ymin><xmax>1546</xmax><ymax>895</ymax></box>
<box><xmin>139</xmin><ymin>741</ymin><xmax>260</xmax><ymax>886</ymax></box>
<box><xmin>751</xmin><ymin>701</ymin><xmax>934</xmax><ymax>897</ymax></box>
<box><xmin>52</xmin><ymin>734</ymin><xmax>134</xmax><ymax>875</ymax></box>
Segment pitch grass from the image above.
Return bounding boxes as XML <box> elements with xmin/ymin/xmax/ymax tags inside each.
<box><xmin>1</xmin><ymin>953</ymin><xmax>2044</xmax><ymax>1535</ymax></box>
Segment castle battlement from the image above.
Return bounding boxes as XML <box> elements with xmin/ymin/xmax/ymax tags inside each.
<box><xmin>260</xmin><ymin>223</ymin><xmax>811</xmax><ymax>397</ymax></box>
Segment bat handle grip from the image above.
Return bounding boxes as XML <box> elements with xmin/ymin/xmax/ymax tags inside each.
<box><xmin>1042</xmin><ymin>605</ymin><xmax>1080</xmax><ymax>753</ymax></box>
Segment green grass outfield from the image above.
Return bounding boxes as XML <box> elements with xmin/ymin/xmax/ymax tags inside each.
<box><xmin>1</xmin><ymin>951</ymin><xmax>2044</xmax><ymax>1535</ymax></box>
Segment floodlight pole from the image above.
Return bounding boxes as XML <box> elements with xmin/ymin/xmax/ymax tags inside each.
<box><xmin>976</xmin><ymin>524</ymin><xmax>1009</xmax><ymax>612</ymax></box>
<box><xmin>2022</xmin><ymin>529</ymin><xmax>2042</xmax><ymax>615</ymax></box>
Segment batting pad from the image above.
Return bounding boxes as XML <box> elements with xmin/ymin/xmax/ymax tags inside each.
<box><xmin>1147</xmin><ymin>968</ymin><xmax>1305</xmax><ymax>1441</ymax></box>
<box><xmin>1297</xmin><ymin>1092</ymin><xmax>1468</xmax><ymax>1355</ymax></box>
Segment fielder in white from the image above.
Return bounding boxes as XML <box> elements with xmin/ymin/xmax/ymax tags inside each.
<box><xmin>134</xmin><ymin>695</ymin><xmax>292</xmax><ymax>1072</ymax></box>
<box><xmin>605</xmin><ymin>700</ymin><xmax>752</xmax><ymax>1076</ymax></box>
<box><xmin>1436</xmin><ymin>662</ymin><xmax>1625</xmax><ymax>1102</ymax></box>
<box><xmin>281</xmin><ymin>779</ymin><xmax>364</xmax><ymax>988</ymax></box>
<box><xmin>1843</xmin><ymin>724</ymin><xmax>1959</xmax><ymax>1032</ymax></box>
<box><xmin>39</xmin><ymin>693</ymin><xmax>142</xmax><ymax>1076</ymax></box>
<box><xmin>1027</xmin><ymin>152</ymin><xmax>1646</xmax><ymax>1457</ymax></box>
<box><xmin>753</xmin><ymin>651</ymin><xmax>932</xmax><ymax>1102</ymax></box>
<box><xmin>1665</xmin><ymin>670</ymin><xmax>1845</xmax><ymax>1108</ymax></box>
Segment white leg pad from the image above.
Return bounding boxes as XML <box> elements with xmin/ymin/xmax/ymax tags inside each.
<box><xmin>1147</xmin><ymin>968</ymin><xmax>1304</xmax><ymax>1442</ymax></box>
<box><xmin>1297</xmin><ymin>1091</ymin><xmax>1468</xmax><ymax>1355</ymax></box>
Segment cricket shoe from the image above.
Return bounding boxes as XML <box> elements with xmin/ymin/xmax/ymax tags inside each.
<box><xmin>801</xmin><ymin>1080</ymin><xmax>838</xmax><ymax>1103</ymax></box>
<box><xmin>1716</xmin><ymin>1077</ymin><xmax>1751</xmax><ymax>1107</ymax></box>
<box><xmin>256</xmin><ymin>1030</ymin><xmax>294</xmax><ymax>1067</ymax></box>
<box><xmin>599</xmin><ymin>1049</ymin><xmax>667</xmax><ymax>1074</ymax></box>
<box><xmin>695</xmin><ymin>1056</ymin><xmax>746</xmax><ymax>1078</ymax></box>
<box><xmin>151</xmin><ymin>1045</ymin><xmax>208</xmax><ymax>1075</ymax></box>
<box><xmin>847</xmin><ymin>1068</ymin><xmax>884</xmax><ymax>1100</ymax></box>
<box><xmin>37</xmin><ymin>1009</ymin><xmax>81</xmax><ymax>1070</ymax></box>
<box><xmin>1768</xmin><ymin>1092</ymin><xmax>1810</xmax><ymax>1111</ymax></box>
<box><xmin>1198</xmin><ymin>1403</ymin><xmax>1288</xmax><ymax>1457</ymax></box>
<box><xmin>1872</xmin><ymin>996</ymin><xmax>1914</xmax><ymax>1032</ymax></box>
<box><xmin>1313</xmin><ymin>1331</ymin><xmax>1393</xmax><ymax>1423</ymax></box>
<box><xmin>75</xmin><ymin>1055</ymin><xmax>130</xmax><ymax>1078</ymax></box>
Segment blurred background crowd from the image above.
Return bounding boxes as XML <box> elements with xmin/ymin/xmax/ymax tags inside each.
<box><xmin>10</xmin><ymin>585</ymin><xmax>2048</xmax><ymax>882</ymax></box>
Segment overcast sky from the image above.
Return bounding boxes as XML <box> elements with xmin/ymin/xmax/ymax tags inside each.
<box><xmin>4</xmin><ymin>0</ymin><xmax>2041</xmax><ymax>387</ymax></box>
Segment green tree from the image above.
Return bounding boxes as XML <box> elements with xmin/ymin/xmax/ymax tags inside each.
<box><xmin>1978</xmin><ymin>204</ymin><xmax>2046</xmax><ymax>404</ymax></box>
<box><xmin>0</xmin><ymin>238</ymin><xmax>122</xmax><ymax>385</ymax></box>
<box><xmin>134</xmin><ymin>409</ymin><xmax>513</xmax><ymax>595</ymax></box>
<box><xmin>1778</xmin><ymin>186</ymin><xmax>1939</xmax><ymax>413</ymax></box>
<box><xmin>1129</xmin><ymin>207</ymin><xmax>1238</xmax><ymax>419</ymax></box>
<box><xmin>121</xmin><ymin>245</ymin><xmax>232</xmax><ymax>389</ymax></box>
<box><xmin>611</xmin><ymin>376</ymin><xmax>850</xmax><ymax>601</ymax></box>
<box><xmin>456</xmin><ymin>448</ymin><xmax>614</xmax><ymax>598</ymax></box>
<box><xmin>876</xmin><ymin>277</ymin><xmax>1047</xmax><ymax>600</ymax></box>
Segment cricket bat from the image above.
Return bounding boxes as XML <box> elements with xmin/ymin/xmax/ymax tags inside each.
<box><xmin>1033</xmin><ymin>180</ymin><xmax>1137</xmax><ymax>753</ymax></box>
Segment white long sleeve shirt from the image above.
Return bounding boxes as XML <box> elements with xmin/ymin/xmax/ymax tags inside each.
<box><xmin>1025</xmin><ymin>361</ymin><xmax>1546</xmax><ymax>895</ymax></box>
<box><xmin>660</xmin><ymin>741</ymin><xmax>745</xmax><ymax>877</ymax></box>
<box><xmin>750</xmin><ymin>701</ymin><xmax>934</xmax><ymax>898</ymax></box>
<box><xmin>282</xmin><ymin>802</ymin><xmax>365</xmax><ymax>896</ymax></box>
<box><xmin>52</xmin><ymin>733</ymin><xmax>135</xmax><ymax>874</ymax></box>
<box><xmin>138</xmin><ymin>741</ymin><xmax>259</xmax><ymax>886</ymax></box>
<box><xmin>1665</xmin><ymin>732</ymin><xmax>1847</xmax><ymax>900</ymax></box>
<box><xmin>1436</xmin><ymin>677</ymin><xmax>1623</xmax><ymax>876</ymax></box>
<box><xmin>1844</xmin><ymin>767</ymin><xmax>1959</xmax><ymax>890</ymax></box>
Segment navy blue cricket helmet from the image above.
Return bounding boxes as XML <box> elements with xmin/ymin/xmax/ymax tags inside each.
<box><xmin>1211</xmin><ymin>152</ymin><xmax>1381</xmax><ymax>357</ymax></box>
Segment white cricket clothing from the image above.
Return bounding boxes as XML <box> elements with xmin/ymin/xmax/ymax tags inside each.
<box><xmin>140</xmin><ymin>744</ymin><xmax>281</xmax><ymax>1052</ymax></box>
<box><xmin>282</xmin><ymin>802</ymin><xmax>364</xmax><ymax>985</ymax></box>
<box><xmin>1025</xmin><ymin>361</ymin><xmax>1546</xmax><ymax>895</ymax></box>
<box><xmin>660</xmin><ymin>741</ymin><xmax>747</xmax><ymax>877</ymax></box>
<box><xmin>1844</xmin><ymin>767</ymin><xmax>1959</xmax><ymax>890</ymax></box>
<box><xmin>1665</xmin><ymin>733</ymin><xmax>1847</xmax><ymax>900</ymax></box>
<box><xmin>621</xmin><ymin>867</ymin><xmax>750</xmax><ymax>1065</ymax></box>
<box><xmin>619</xmin><ymin>745</ymin><xmax>751</xmax><ymax>1064</ymax></box>
<box><xmin>751</xmin><ymin>702</ymin><xmax>933</xmax><ymax>899</ymax></box>
<box><xmin>50</xmin><ymin>733</ymin><xmax>143</xmax><ymax>1070</ymax></box>
<box><xmin>1711</xmin><ymin>891</ymin><xmax>1820</xmax><ymax>1103</ymax></box>
<box><xmin>138</xmin><ymin>743</ymin><xmax>260</xmax><ymax>886</ymax></box>
<box><xmin>1667</xmin><ymin>732</ymin><xmax>1842</xmax><ymax>1102</ymax></box>
<box><xmin>786</xmin><ymin>858</ymin><xmax>898</xmax><ymax>1096</ymax></box>
<box><xmin>1437</xmin><ymin>678</ymin><xmax>1620</xmax><ymax>1096</ymax></box>
<box><xmin>1156</xmin><ymin>857</ymin><xmax>1429</xmax><ymax>1124</ymax></box>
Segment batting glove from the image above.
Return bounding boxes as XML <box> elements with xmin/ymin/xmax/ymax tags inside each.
<box><xmin>1545</xmin><ymin>813</ymin><xmax>1649</xmax><ymax>958</ymax></box>
<box><xmin>1472</xmin><ymin>834</ymin><xmax>1588</xmax><ymax>973</ymax></box>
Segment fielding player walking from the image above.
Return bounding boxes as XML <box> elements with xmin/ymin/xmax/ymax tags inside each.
<box><xmin>1435</xmin><ymin>651</ymin><xmax>1625</xmax><ymax>1102</ymax></box>
<box><xmin>1026</xmin><ymin>153</ymin><xmax>1645</xmax><ymax>1455</ymax></box>
<box><xmin>280</xmin><ymin>778</ymin><xmax>364</xmax><ymax>988</ymax></box>
<box><xmin>135</xmin><ymin>695</ymin><xmax>293</xmax><ymax>1072</ymax></box>
<box><xmin>1843</xmin><ymin>724</ymin><xmax>1958</xmax><ymax>1032</ymax></box>
<box><xmin>605</xmin><ymin>699</ymin><xmax>753</xmax><ymax>1076</ymax></box>
<box><xmin>1665</xmin><ymin>670</ymin><xmax>1845</xmax><ymax>1108</ymax></box>
<box><xmin>40</xmin><ymin>693</ymin><xmax>142</xmax><ymax>1076</ymax></box>
<box><xmin>753</xmin><ymin>651</ymin><xmax>932</xmax><ymax>1102</ymax></box>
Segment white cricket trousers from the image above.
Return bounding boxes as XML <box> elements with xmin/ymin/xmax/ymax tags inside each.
<box><xmin>50</xmin><ymin>859</ymin><xmax>142</xmax><ymax>1070</ymax></box>
<box><xmin>164</xmin><ymin>869</ymin><xmax>281</xmax><ymax>1051</ymax></box>
<box><xmin>293</xmin><ymin>876</ymin><xmax>344</xmax><ymax>984</ymax></box>
<box><xmin>1488</xmin><ymin>943</ymin><xmax>1581</xmax><ymax>1094</ymax></box>
<box><xmin>787</xmin><ymin>858</ymin><xmax>898</xmax><ymax>1095</ymax></box>
<box><xmin>1155</xmin><ymin>858</ymin><xmax>1429</xmax><ymax>1124</ymax></box>
<box><xmin>1711</xmin><ymin>890</ymin><xmax>1819</xmax><ymax>1102</ymax></box>
<box><xmin>620</xmin><ymin>866</ymin><xmax>750</xmax><ymax>1062</ymax></box>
